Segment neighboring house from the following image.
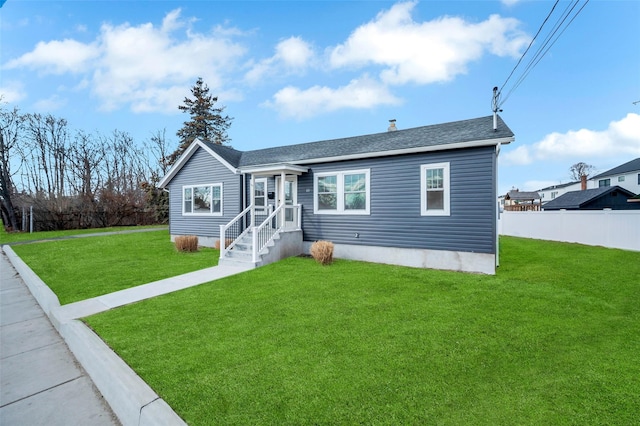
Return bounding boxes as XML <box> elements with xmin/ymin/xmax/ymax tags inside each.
<box><xmin>588</xmin><ymin>157</ymin><xmax>640</xmax><ymax>194</ymax></box>
<box><xmin>538</xmin><ymin>181</ymin><xmax>580</xmax><ymax>205</ymax></box>
<box><xmin>504</xmin><ymin>189</ymin><xmax>542</xmax><ymax>211</ymax></box>
<box><xmin>159</xmin><ymin>115</ymin><xmax>515</xmax><ymax>275</ymax></box>
<box><xmin>542</xmin><ymin>186</ymin><xmax>640</xmax><ymax>210</ymax></box>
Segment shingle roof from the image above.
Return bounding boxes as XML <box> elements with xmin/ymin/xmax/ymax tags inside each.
<box><xmin>505</xmin><ymin>190</ymin><xmax>541</xmax><ymax>200</ymax></box>
<box><xmin>591</xmin><ymin>158</ymin><xmax>640</xmax><ymax>180</ymax></box>
<box><xmin>201</xmin><ymin>141</ymin><xmax>243</xmax><ymax>167</ymax></box>
<box><xmin>203</xmin><ymin>115</ymin><xmax>513</xmax><ymax>168</ymax></box>
<box><xmin>542</xmin><ymin>186</ymin><xmax>636</xmax><ymax>210</ymax></box>
<box><xmin>537</xmin><ymin>181</ymin><xmax>579</xmax><ymax>191</ymax></box>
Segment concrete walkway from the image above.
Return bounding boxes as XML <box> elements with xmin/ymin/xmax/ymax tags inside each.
<box><xmin>0</xmin><ymin>250</ymin><xmax>119</xmax><ymax>425</ymax></box>
<box><xmin>0</xmin><ymin>239</ymin><xmax>253</xmax><ymax>425</ymax></box>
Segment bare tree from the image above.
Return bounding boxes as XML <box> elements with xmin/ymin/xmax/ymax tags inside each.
<box><xmin>148</xmin><ymin>128</ymin><xmax>173</xmax><ymax>176</ymax></box>
<box><xmin>68</xmin><ymin>130</ymin><xmax>105</xmax><ymax>199</ymax></box>
<box><xmin>0</xmin><ymin>104</ymin><xmax>25</xmax><ymax>230</ymax></box>
<box><xmin>569</xmin><ymin>162</ymin><xmax>596</xmax><ymax>181</ymax></box>
<box><xmin>3</xmin><ymin>103</ymin><xmax>171</xmax><ymax>231</ymax></box>
<box><xmin>24</xmin><ymin>113</ymin><xmax>70</xmax><ymax>198</ymax></box>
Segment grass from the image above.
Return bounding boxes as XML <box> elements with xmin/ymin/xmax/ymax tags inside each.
<box><xmin>0</xmin><ymin>224</ymin><xmax>166</xmax><ymax>245</ymax></box>
<box><xmin>83</xmin><ymin>237</ymin><xmax>640</xmax><ymax>425</ymax></box>
<box><xmin>11</xmin><ymin>230</ymin><xmax>217</xmax><ymax>304</ymax></box>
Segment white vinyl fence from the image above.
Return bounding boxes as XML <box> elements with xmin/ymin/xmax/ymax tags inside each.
<box><xmin>499</xmin><ymin>210</ymin><xmax>640</xmax><ymax>252</ymax></box>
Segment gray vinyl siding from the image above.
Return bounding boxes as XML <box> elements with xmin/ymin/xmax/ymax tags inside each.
<box><xmin>167</xmin><ymin>147</ymin><xmax>241</xmax><ymax>238</ymax></box>
<box><xmin>298</xmin><ymin>146</ymin><xmax>497</xmax><ymax>254</ymax></box>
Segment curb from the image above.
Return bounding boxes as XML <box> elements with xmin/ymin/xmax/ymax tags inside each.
<box><xmin>2</xmin><ymin>245</ymin><xmax>187</xmax><ymax>426</ymax></box>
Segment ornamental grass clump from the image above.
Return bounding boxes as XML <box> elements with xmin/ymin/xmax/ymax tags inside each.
<box><xmin>214</xmin><ymin>238</ymin><xmax>235</xmax><ymax>250</ymax></box>
<box><xmin>175</xmin><ymin>235</ymin><xmax>199</xmax><ymax>252</ymax></box>
<box><xmin>310</xmin><ymin>240</ymin><xmax>334</xmax><ymax>265</ymax></box>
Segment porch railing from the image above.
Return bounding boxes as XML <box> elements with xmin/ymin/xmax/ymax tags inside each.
<box><xmin>219</xmin><ymin>205</ymin><xmax>252</xmax><ymax>258</ymax></box>
<box><xmin>251</xmin><ymin>204</ymin><xmax>301</xmax><ymax>263</ymax></box>
<box><xmin>220</xmin><ymin>204</ymin><xmax>301</xmax><ymax>263</ymax></box>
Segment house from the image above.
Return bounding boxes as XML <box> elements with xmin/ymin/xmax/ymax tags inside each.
<box><xmin>537</xmin><ymin>181</ymin><xmax>580</xmax><ymax>205</ymax></box>
<box><xmin>504</xmin><ymin>189</ymin><xmax>542</xmax><ymax>211</ymax></box>
<box><xmin>158</xmin><ymin>115</ymin><xmax>515</xmax><ymax>275</ymax></box>
<box><xmin>589</xmin><ymin>157</ymin><xmax>640</xmax><ymax>194</ymax></box>
<box><xmin>542</xmin><ymin>186</ymin><xmax>640</xmax><ymax>210</ymax></box>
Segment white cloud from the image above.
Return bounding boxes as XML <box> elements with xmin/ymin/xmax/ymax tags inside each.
<box><xmin>329</xmin><ymin>1</ymin><xmax>530</xmax><ymax>85</ymax></box>
<box><xmin>33</xmin><ymin>94</ymin><xmax>67</xmax><ymax>112</ymax></box>
<box><xmin>501</xmin><ymin>113</ymin><xmax>640</xmax><ymax>165</ymax></box>
<box><xmin>4</xmin><ymin>39</ymin><xmax>100</xmax><ymax>74</ymax></box>
<box><xmin>0</xmin><ymin>81</ymin><xmax>27</xmax><ymax>103</ymax></box>
<box><xmin>4</xmin><ymin>9</ymin><xmax>247</xmax><ymax>113</ymax></box>
<box><xmin>264</xmin><ymin>75</ymin><xmax>402</xmax><ymax>119</ymax></box>
<box><xmin>501</xmin><ymin>0</ymin><xmax>522</xmax><ymax>6</ymax></box>
<box><xmin>245</xmin><ymin>36</ymin><xmax>314</xmax><ymax>85</ymax></box>
<box><xmin>93</xmin><ymin>12</ymin><xmax>246</xmax><ymax>112</ymax></box>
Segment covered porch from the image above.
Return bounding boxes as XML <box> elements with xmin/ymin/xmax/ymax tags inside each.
<box><xmin>219</xmin><ymin>163</ymin><xmax>307</xmax><ymax>267</ymax></box>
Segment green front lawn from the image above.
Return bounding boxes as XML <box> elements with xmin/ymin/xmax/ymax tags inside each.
<box><xmin>0</xmin><ymin>224</ymin><xmax>166</xmax><ymax>245</ymax></box>
<box><xmin>85</xmin><ymin>237</ymin><xmax>640</xmax><ymax>425</ymax></box>
<box><xmin>11</xmin><ymin>230</ymin><xmax>217</xmax><ymax>304</ymax></box>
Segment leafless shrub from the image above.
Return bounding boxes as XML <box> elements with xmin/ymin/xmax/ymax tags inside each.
<box><xmin>310</xmin><ymin>240</ymin><xmax>334</xmax><ymax>265</ymax></box>
<box><xmin>214</xmin><ymin>238</ymin><xmax>235</xmax><ymax>250</ymax></box>
<box><xmin>175</xmin><ymin>235</ymin><xmax>199</xmax><ymax>252</ymax></box>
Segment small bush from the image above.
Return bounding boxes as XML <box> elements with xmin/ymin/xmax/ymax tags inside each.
<box><xmin>214</xmin><ymin>238</ymin><xmax>235</xmax><ymax>250</ymax></box>
<box><xmin>175</xmin><ymin>235</ymin><xmax>199</xmax><ymax>252</ymax></box>
<box><xmin>310</xmin><ymin>240</ymin><xmax>334</xmax><ymax>265</ymax></box>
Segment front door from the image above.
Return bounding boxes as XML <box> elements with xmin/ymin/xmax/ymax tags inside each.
<box><xmin>275</xmin><ymin>176</ymin><xmax>297</xmax><ymax>228</ymax></box>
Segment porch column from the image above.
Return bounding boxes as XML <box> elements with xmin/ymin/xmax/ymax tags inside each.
<box><xmin>280</xmin><ymin>171</ymin><xmax>286</xmax><ymax>227</ymax></box>
<box><xmin>250</xmin><ymin>174</ymin><xmax>255</xmax><ymax>227</ymax></box>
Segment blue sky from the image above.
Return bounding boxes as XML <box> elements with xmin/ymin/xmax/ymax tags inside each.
<box><xmin>1</xmin><ymin>0</ymin><xmax>639</xmax><ymax>195</ymax></box>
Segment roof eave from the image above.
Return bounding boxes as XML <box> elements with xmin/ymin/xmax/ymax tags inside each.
<box><xmin>158</xmin><ymin>139</ymin><xmax>239</xmax><ymax>188</ymax></box>
<box><xmin>276</xmin><ymin>136</ymin><xmax>514</xmax><ymax>167</ymax></box>
<box><xmin>239</xmin><ymin>163</ymin><xmax>309</xmax><ymax>176</ymax></box>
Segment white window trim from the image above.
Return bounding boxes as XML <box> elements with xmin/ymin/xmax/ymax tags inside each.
<box><xmin>253</xmin><ymin>177</ymin><xmax>268</xmax><ymax>208</ymax></box>
<box><xmin>313</xmin><ymin>169</ymin><xmax>371</xmax><ymax>215</ymax></box>
<box><xmin>420</xmin><ymin>162</ymin><xmax>450</xmax><ymax>216</ymax></box>
<box><xmin>182</xmin><ymin>183</ymin><xmax>223</xmax><ymax>216</ymax></box>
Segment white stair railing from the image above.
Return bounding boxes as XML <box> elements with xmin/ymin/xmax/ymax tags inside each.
<box><xmin>251</xmin><ymin>204</ymin><xmax>301</xmax><ymax>263</ymax></box>
<box><xmin>252</xmin><ymin>204</ymin><xmax>284</xmax><ymax>263</ymax></box>
<box><xmin>220</xmin><ymin>204</ymin><xmax>301</xmax><ymax>264</ymax></box>
<box><xmin>219</xmin><ymin>205</ymin><xmax>252</xmax><ymax>258</ymax></box>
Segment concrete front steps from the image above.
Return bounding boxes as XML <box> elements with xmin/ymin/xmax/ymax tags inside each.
<box><xmin>218</xmin><ymin>229</ymin><xmax>304</xmax><ymax>269</ymax></box>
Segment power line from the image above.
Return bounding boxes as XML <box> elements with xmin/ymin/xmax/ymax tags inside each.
<box><xmin>498</xmin><ymin>0</ymin><xmax>559</xmax><ymax>97</ymax></box>
<box><xmin>495</xmin><ymin>0</ymin><xmax>590</xmax><ymax>110</ymax></box>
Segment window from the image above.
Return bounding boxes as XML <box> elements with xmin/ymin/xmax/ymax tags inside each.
<box><xmin>421</xmin><ymin>162</ymin><xmax>450</xmax><ymax>216</ymax></box>
<box><xmin>618</xmin><ymin>176</ymin><xmax>625</xmax><ymax>182</ymax></box>
<box><xmin>314</xmin><ymin>169</ymin><xmax>370</xmax><ymax>214</ymax></box>
<box><xmin>598</xmin><ymin>179</ymin><xmax>610</xmax><ymax>188</ymax></box>
<box><xmin>551</xmin><ymin>191</ymin><xmax>558</xmax><ymax>199</ymax></box>
<box><xmin>638</xmin><ymin>173</ymin><xmax>640</xmax><ymax>185</ymax></box>
<box><xmin>254</xmin><ymin>178</ymin><xmax>267</xmax><ymax>208</ymax></box>
<box><xmin>183</xmin><ymin>184</ymin><xmax>222</xmax><ymax>215</ymax></box>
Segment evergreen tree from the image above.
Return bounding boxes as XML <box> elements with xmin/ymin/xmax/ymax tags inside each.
<box><xmin>168</xmin><ymin>77</ymin><xmax>233</xmax><ymax>165</ymax></box>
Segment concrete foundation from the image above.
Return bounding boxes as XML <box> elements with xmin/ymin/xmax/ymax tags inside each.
<box><xmin>303</xmin><ymin>242</ymin><xmax>496</xmax><ymax>275</ymax></box>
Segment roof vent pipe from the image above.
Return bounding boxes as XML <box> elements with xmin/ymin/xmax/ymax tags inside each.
<box><xmin>388</xmin><ymin>119</ymin><xmax>397</xmax><ymax>132</ymax></box>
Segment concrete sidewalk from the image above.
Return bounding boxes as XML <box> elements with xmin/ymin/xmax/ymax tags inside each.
<box><xmin>1</xmin><ymin>244</ymin><xmax>253</xmax><ymax>425</ymax></box>
<box><xmin>0</xmin><ymin>250</ymin><xmax>119</xmax><ymax>425</ymax></box>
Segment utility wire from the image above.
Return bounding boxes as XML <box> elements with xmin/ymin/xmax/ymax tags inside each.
<box><xmin>497</xmin><ymin>0</ymin><xmax>559</xmax><ymax>98</ymax></box>
<box><xmin>503</xmin><ymin>0</ymin><xmax>578</xmax><ymax>102</ymax></box>
<box><xmin>501</xmin><ymin>0</ymin><xmax>588</xmax><ymax>106</ymax></box>
<box><xmin>496</xmin><ymin>0</ymin><xmax>590</xmax><ymax>109</ymax></box>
